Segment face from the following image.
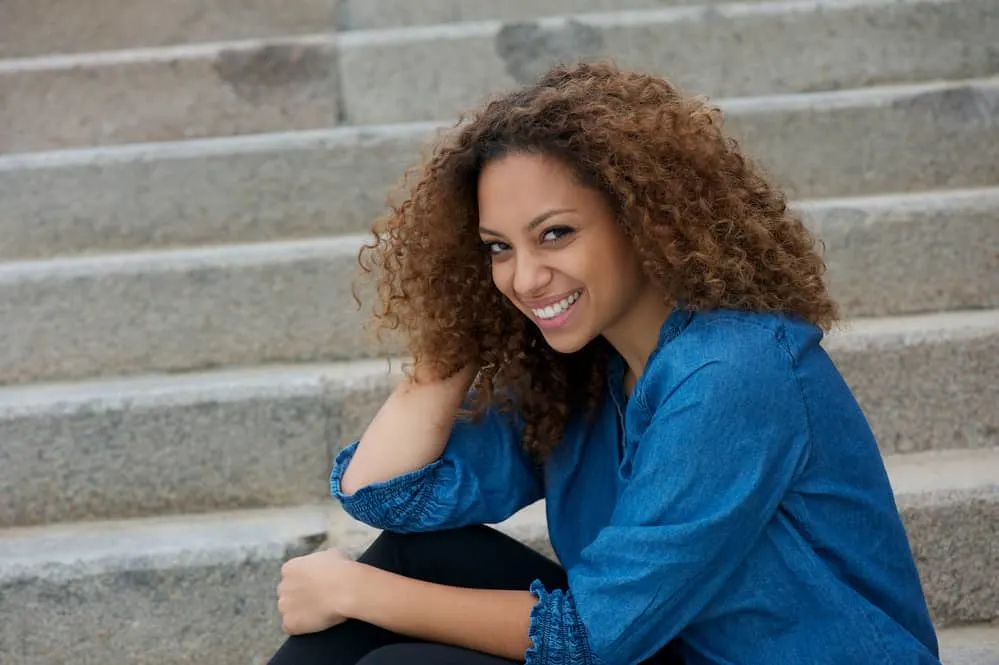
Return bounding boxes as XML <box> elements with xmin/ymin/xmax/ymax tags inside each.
<box><xmin>477</xmin><ymin>152</ymin><xmax>651</xmax><ymax>354</ymax></box>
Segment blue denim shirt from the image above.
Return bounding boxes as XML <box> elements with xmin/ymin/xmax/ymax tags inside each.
<box><xmin>331</xmin><ymin>308</ymin><xmax>940</xmax><ymax>665</ymax></box>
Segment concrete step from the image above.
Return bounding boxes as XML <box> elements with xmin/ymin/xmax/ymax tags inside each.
<box><xmin>336</xmin><ymin>0</ymin><xmax>999</xmax><ymax>125</ymax></box>
<box><xmin>340</xmin><ymin>0</ymin><xmax>763</xmax><ymax>30</ymax></box>
<box><xmin>2</xmin><ymin>207</ymin><xmax>998</xmax><ymax>378</ymax></box>
<box><xmin>0</xmin><ymin>359</ymin><xmax>393</xmax><ymax>528</ymax></box>
<box><xmin>329</xmin><ymin>447</ymin><xmax>999</xmax><ymax>629</ymax></box>
<box><xmin>0</xmin><ymin>238</ymin><xmax>371</xmax><ymax>385</ymax></box>
<box><xmin>0</xmin><ymin>505</ymin><xmax>329</xmax><ymax>665</ymax></box>
<box><xmin>939</xmin><ymin>622</ymin><xmax>999</xmax><ymax>665</ymax></box>
<box><xmin>3</xmin><ymin>311</ymin><xmax>997</xmax><ymax>528</ymax></box>
<box><xmin>0</xmin><ymin>35</ymin><xmax>339</xmax><ymax>154</ymax></box>
<box><xmin>824</xmin><ymin>310</ymin><xmax>999</xmax><ymax>456</ymax></box>
<box><xmin>805</xmin><ymin>188</ymin><xmax>999</xmax><ymax>318</ymax></box>
<box><xmin>883</xmin><ymin>449</ymin><xmax>999</xmax><ymax>627</ymax></box>
<box><xmin>1</xmin><ymin>451</ymin><xmax>996</xmax><ymax>665</ymax></box>
<box><xmin>2</xmin><ymin>212</ymin><xmax>998</xmax><ymax>384</ymax></box>
<box><xmin>3</xmin><ymin>77</ymin><xmax>998</xmax><ymax>260</ymax></box>
<box><xmin>5</xmin><ymin>0</ymin><xmax>997</xmax><ymax>153</ymax></box>
<box><xmin>4</xmin><ymin>184</ymin><xmax>996</xmax><ymax>383</ymax></box>
<box><xmin>0</xmin><ymin>0</ymin><xmax>338</xmax><ymax>58</ymax></box>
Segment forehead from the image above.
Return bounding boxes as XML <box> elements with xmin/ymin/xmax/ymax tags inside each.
<box><xmin>477</xmin><ymin>153</ymin><xmax>595</xmax><ymax>229</ymax></box>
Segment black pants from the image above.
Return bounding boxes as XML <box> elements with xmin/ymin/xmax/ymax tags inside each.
<box><xmin>268</xmin><ymin>525</ymin><xmax>566</xmax><ymax>665</ymax></box>
<box><xmin>268</xmin><ymin>525</ymin><xmax>682</xmax><ymax>665</ymax></box>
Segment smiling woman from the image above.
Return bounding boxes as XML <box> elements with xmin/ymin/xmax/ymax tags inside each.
<box><xmin>267</xmin><ymin>62</ymin><xmax>941</xmax><ymax>665</ymax></box>
<box><xmin>477</xmin><ymin>155</ymin><xmax>661</xmax><ymax>359</ymax></box>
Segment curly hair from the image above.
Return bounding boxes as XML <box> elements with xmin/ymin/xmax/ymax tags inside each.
<box><xmin>358</xmin><ymin>60</ymin><xmax>838</xmax><ymax>460</ymax></box>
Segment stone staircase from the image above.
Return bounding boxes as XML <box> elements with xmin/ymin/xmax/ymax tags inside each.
<box><xmin>1</xmin><ymin>0</ymin><xmax>997</xmax><ymax>663</ymax></box>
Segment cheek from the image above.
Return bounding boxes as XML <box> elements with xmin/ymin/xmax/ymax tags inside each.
<box><xmin>589</xmin><ymin>245</ymin><xmax>643</xmax><ymax>298</ymax></box>
<box><xmin>490</xmin><ymin>262</ymin><xmax>515</xmax><ymax>299</ymax></box>
<box><xmin>607</xmin><ymin>238</ymin><xmax>644</xmax><ymax>281</ymax></box>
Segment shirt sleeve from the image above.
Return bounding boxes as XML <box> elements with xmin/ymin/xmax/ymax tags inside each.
<box><xmin>330</xmin><ymin>405</ymin><xmax>544</xmax><ymax>532</ymax></box>
<box><xmin>526</xmin><ymin>334</ymin><xmax>811</xmax><ymax>665</ymax></box>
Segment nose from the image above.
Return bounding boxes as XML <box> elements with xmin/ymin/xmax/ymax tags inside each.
<box><xmin>512</xmin><ymin>250</ymin><xmax>553</xmax><ymax>300</ymax></box>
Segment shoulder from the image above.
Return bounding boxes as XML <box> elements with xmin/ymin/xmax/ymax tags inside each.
<box><xmin>636</xmin><ymin>309</ymin><xmax>821</xmax><ymax>413</ymax></box>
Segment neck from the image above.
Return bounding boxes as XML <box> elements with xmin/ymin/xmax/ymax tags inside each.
<box><xmin>601</xmin><ymin>287</ymin><xmax>674</xmax><ymax>386</ymax></box>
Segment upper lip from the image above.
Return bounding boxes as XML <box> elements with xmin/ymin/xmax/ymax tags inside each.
<box><xmin>522</xmin><ymin>289</ymin><xmax>581</xmax><ymax>309</ymax></box>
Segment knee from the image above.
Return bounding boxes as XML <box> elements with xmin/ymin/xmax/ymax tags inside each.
<box><xmin>381</xmin><ymin>525</ymin><xmax>493</xmax><ymax>549</ymax></box>
<box><xmin>356</xmin><ymin>530</ymin><xmax>420</xmax><ymax>571</ymax></box>
<box><xmin>360</xmin><ymin>526</ymin><xmax>490</xmax><ymax>569</ymax></box>
<box><xmin>266</xmin><ymin>634</ymin><xmax>317</xmax><ymax>665</ymax></box>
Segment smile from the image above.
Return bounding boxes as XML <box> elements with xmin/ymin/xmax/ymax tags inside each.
<box><xmin>530</xmin><ymin>290</ymin><xmax>582</xmax><ymax>329</ymax></box>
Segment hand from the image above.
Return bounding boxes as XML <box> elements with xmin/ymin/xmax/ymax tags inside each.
<box><xmin>277</xmin><ymin>548</ymin><xmax>356</xmax><ymax>635</ymax></box>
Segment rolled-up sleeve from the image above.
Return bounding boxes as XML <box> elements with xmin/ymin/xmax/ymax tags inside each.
<box><xmin>526</xmin><ymin>338</ymin><xmax>811</xmax><ymax>665</ymax></box>
<box><xmin>330</xmin><ymin>406</ymin><xmax>544</xmax><ymax>532</ymax></box>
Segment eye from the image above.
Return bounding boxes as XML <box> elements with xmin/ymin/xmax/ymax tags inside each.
<box><xmin>541</xmin><ymin>226</ymin><xmax>575</xmax><ymax>243</ymax></box>
<box><xmin>481</xmin><ymin>240</ymin><xmax>510</xmax><ymax>257</ymax></box>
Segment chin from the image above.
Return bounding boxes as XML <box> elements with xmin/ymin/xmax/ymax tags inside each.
<box><xmin>539</xmin><ymin>330</ymin><xmax>594</xmax><ymax>355</ymax></box>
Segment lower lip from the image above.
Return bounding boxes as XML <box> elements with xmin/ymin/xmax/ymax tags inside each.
<box><xmin>532</xmin><ymin>293</ymin><xmax>581</xmax><ymax>331</ymax></box>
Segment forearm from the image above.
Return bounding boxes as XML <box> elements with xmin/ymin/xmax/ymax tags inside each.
<box><xmin>343</xmin><ymin>561</ymin><xmax>536</xmax><ymax>661</ymax></box>
<box><xmin>341</xmin><ymin>363</ymin><xmax>476</xmax><ymax>494</ymax></box>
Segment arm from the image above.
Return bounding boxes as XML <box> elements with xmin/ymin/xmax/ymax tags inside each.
<box><xmin>340</xmin><ymin>363</ymin><xmax>476</xmax><ymax>493</ymax></box>
<box><xmin>310</xmin><ymin>330</ymin><xmax>809</xmax><ymax>665</ymax></box>
<box><xmin>344</xmin><ymin>564</ymin><xmax>537</xmax><ymax>661</ymax></box>
<box><xmin>332</xmin><ymin>364</ymin><xmax>545</xmax><ymax>532</ymax></box>
<box><xmin>278</xmin><ymin>548</ymin><xmax>535</xmax><ymax>659</ymax></box>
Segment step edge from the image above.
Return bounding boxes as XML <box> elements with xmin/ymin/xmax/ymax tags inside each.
<box><xmin>0</xmin><ymin>33</ymin><xmax>337</xmax><ymax>73</ymax></box>
<box><xmin>0</xmin><ymin>504</ymin><xmax>331</xmax><ymax>579</ymax></box>
<box><xmin>0</xmin><ymin>358</ymin><xmax>401</xmax><ymax>412</ymax></box>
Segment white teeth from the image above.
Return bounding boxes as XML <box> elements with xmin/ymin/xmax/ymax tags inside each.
<box><xmin>532</xmin><ymin>291</ymin><xmax>581</xmax><ymax>320</ymax></box>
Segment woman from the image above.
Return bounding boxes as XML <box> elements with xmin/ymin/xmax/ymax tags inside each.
<box><xmin>269</xmin><ymin>62</ymin><xmax>940</xmax><ymax>665</ymax></box>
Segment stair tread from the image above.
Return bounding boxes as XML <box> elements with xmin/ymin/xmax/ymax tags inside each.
<box><xmin>886</xmin><ymin>448</ymin><xmax>999</xmax><ymax>495</ymax></box>
<box><xmin>0</xmin><ymin>505</ymin><xmax>330</xmax><ymax>575</ymax></box>
<box><xmin>939</xmin><ymin>622</ymin><xmax>999</xmax><ymax>662</ymax></box>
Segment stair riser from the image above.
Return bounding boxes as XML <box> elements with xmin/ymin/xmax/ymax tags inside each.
<box><xmin>0</xmin><ymin>38</ymin><xmax>339</xmax><ymax>153</ymax></box>
<box><xmin>0</xmin><ymin>373</ymin><xmax>340</xmax><ymax>527</ymax></box>
<box><xmin>3</xmin><ymin>78</ymin><xmax>998</xmax><ymax>260</ymax></box>
<box><xmin>0</xmin><ymin>508</ymin><xmax>328</xmax><ymax>665</ymax></box>
<box><xmin>0</xmin><ymin>242</ymin><xmax>374</xmax><ymax>385</ymax></box>
<box><xmin>1</xmin><ymin>557</ymin><xmax>291</xmax><ymax>665</ymax></box>
<box><xmin>809</xmin><ymin>192</ymin><xmax>999</xmax><ymax>319</ymax></box>
<box><xmin>0</xmin><ymin>361</ymin><xmax>397</xmax><ymax>527</ymax></box>
<box><xmin>900</xmin><ymin>491</ymin><xmax>999</xmax><ymax>627</ymax></box>
<box><xmin>0</xmin><ymin>127</ymin><xmax>418</xmax><ymax>260</ymax></box>
<box><xmin>0</xmin><ymin>0</ymin><xmax>338</xmax><ymax>58</ymax></box>
<box><xmin>829</xmin><ymin>331</ymin><xmax>999</xmax><ymax>457</ymax></box>
<box><xmin>338</xmin><ymin>0</ymin><xmax>999</xmax><ymax>125</ymax></box>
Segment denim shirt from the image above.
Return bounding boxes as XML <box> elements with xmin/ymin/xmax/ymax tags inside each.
<box><xmin>330</xmin><ymin>308</ymin><xmax>940</xmax><ymax>665</ymax></box>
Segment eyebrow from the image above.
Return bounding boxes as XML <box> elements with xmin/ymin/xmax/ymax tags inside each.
<box><xmin>479</xmin><ymin>208</ymin><xmax>576</xmax><ymax>238</ymax></box>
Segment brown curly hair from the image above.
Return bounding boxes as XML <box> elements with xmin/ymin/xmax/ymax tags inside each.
<box><xmin>358</xmin><ymin>60</ymin><xmax>838</xmax><ymax>460</ymax></box>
